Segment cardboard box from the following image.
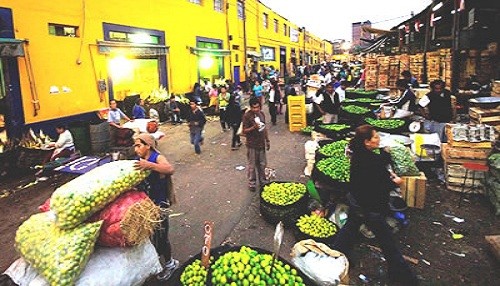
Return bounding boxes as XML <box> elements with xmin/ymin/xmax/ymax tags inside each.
<box><xmin>400</xmin><ymin>172</ymin><xmax>427</xmax><ymax>209</ymax></box>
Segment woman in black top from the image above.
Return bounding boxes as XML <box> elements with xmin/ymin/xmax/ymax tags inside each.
<box><xmin>331</xmin><ymin>125</ymin><xmax>419</xmax><ymax>285</ymax></box>
<box><xmin>226</xmin><ymin>95</ymin><xmax>243</xmax><ymax>150</ymax></box>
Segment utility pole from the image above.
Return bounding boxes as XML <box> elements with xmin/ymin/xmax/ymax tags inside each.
<box><xmin>225</xmin><ymin>1</ymin><xmax>233</xmax><ymax>81</ymax></box>
<box><xmin>241</xmin><ymin>0</ymin><xmax>248</xmax><ymax>79</ymax></box>
<box><xmin>451</xmin><ymin>0</ymin><xmax>461</xmax><ymax>92</ymax></box>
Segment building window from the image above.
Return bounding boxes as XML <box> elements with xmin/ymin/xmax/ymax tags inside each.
<box><xmin>189</xmin><ymin>0</ymin><xmax>201</xmax><ymax>5</ymax></box>
<box><xmin>274</xmin><ymin>19</ymin><xmax>278</xmax><ymax>33</ymax></box>
<box><xmin>108</xmin><ymin>31</ymin><xmax>160</xmax><ymax>44</ymax></box>
<box><xmin>263</xmin><ymin>13</ymin><xmax>268</xmax><ymax>29</ymax></box>
<box><xmin>235</xmin><ymin>53</ymin><xmax>239</xmax><ymax>62</ymax></box>
<box><xmin>283</xmin><ymin>24</ymin><xmax>287</xmax><ymax>36</ymax></box>
<box><xmin>214</xmin><ymin>0</ymin><xmax>223</xmax><ymax>12</ymax></box>
<box><xmin>48</xmin><ymin>23</ymin><xmax>78</xmax><ymax>37</ymax></box>
<box><xmin>237</xmin><ymin>1</ymin><xmax>244</xmax><ymax>19</ymax></box>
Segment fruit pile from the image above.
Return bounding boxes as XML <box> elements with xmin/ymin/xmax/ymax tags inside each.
<box><xmin>50</xmin><ymin>160</ymin><xmax>150</xmax><ymax>229</ymax></box>
<box><xmin>318</xmin><ymin>140</ymin><xmax>349</xmax><ymax>157</ymax></box>
<box><xmin>296</xmin><ymin>214</ymin><xmax>338</xmax><ymax>238</ymax></box>
<box><xmin>261</xmin><ymin>182</ymin><xmax>306</xmax><ymax>206</ymax></box>
<box><xmin>341</xmin><ymin>105</ymin><xmax>370</xmax><ymax>114</ymax></box>
<box><xmin>317</xmin><ymin>124</ymin><xmax>350</xmax><ymax>131</ymax></box>
<box><xmin>365</xmin><ymin>117</ymin><xmax>405</xmax><ymax>129</ymax></box>
<box><xmin>15</xmin><ymin>213</ymin><xmax>102</xmax><ymax>286</ymax></box>
<box><xmin>198</xmin><ymin>246</ymin><xmax>306</xmax><ymax>286</ymax></box>
<box><xmin>180</xmin><ymin>258</ymin><xmax>211</xmax><ymax>285</ymax></box>
<box><xmin>315</xmin><ymin>156</ymin><xmax>350</xmax><ymax>182</ymax></box>
<box><xmin>300</xmin><ymin>126</ymin><xmax>313</xmax><ymax>134</ymax></box>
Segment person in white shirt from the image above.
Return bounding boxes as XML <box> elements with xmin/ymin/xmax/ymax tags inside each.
<box><xmin>335</xmin><ymin>80</ymin><xmax>348</xmax><ymax>103</ymax></box>
<box><xmin>47</xmin><ymin>124</ymin><xmax>75</xmax><ymax>161</ymax></box>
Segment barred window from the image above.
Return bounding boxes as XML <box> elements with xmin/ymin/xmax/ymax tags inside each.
<box><xmin>263</xmin><ymin>13</ymin><xmax>268</xmax><ymax>29</ymax></box>
<box><xmin>237</xmin><ymin>1</ymin><xmax>244</xmax><ymax>19</ymax></box>
<box><xmin>214</xmin><ymin>0</ymin><xmax>223</xmax><ymax>12</ymax></box>
<box><xmin>48</xmin><ymin>23</ymin><xmax>78</xmax><ymax>37</ymax></box>
<box><xmin>189</xmin><ymin>0</ymin><xmax>201</xmax><ymax>5</ymax></box>
<box><xmin>274</xmin><ymin>19</ymin><xmax>278</xmax><ymax>33</ymax></box>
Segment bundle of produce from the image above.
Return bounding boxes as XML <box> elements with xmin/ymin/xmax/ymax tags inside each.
<box><xmin>365</xmin><ymin>117</ymin><xmax>405</xmax><ymax>133</ymax></box>
<box><xmin>88</xmin><ymin>190</ymin><xmax>161</xmax><ymax>247</ymax></box>
<box><xmin>260</xmin><ymin>182</ymin><xmax>309</xmax><ymax>226</ymax></box>
<box><xmin>317</xmin><ymin>140</ymin><xmax>349</xmax><ymax>159</ymax></box>
<box><xmin>178</xmin><ymin>246</ymin><xmax>310</xmax><ymax>286</ymax></box>
<box><xmin>295</xmin><ymin>214</ymin><xmax>338</xmax><ymax>243</ymax></box>
<box><xmin>388</xmin><ymin>145</ymin><xmax>420</xmax><ymax>176</ymax></box>
<box><xmin>15</xmin><ymin>212</ymin><xmax>102</xmax><ymax>286</ymax></box>
<box><xmin>314</xmin><ymin>156</ymin><xmax>350</xmax><ymax>183</ymax></box>
<box><xmin>50</xmin><ymin>160</ymin><xmax>150</xmax><ymax>229</ymax></box>
<box><xmin>300</xmin><ymin>126</ymin><xmax>314</xmax><ymax>135</ymax></box>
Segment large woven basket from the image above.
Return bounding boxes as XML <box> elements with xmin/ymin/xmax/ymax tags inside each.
<box><xmin>259</xmin><ymin>181</ymin><xmax>309</xmax><ymax>227</ymax></box>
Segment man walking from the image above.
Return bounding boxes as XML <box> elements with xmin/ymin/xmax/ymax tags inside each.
<box><xmin>187</xmin><ymin>100</ymin><xmax>206</xmax><ymax>154</ymax></box>
<box><xmin>242</xmin><ymin>97</ymin><xmax>270</xmax><ymax>192</ymax></box>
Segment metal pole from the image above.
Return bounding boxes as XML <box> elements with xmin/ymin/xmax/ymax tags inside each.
<box><xmin>422</xmin><ymin>7</ymin><xmax>432</xmax><ymax>84</ymax></box>
<box><xmin>451</xmin><ymin>0</ymin><xmax>460</xmax><ymax>92</ymax></box>
<box><xmin>242</xmin><ymin>0</ymin><xmax>248</xmax><ymax>78</ymax></box>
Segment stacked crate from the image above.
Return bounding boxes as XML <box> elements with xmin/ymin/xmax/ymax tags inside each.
<box><xmin>399</xmin><ymin>54</ymin><xmax>410</xmax><ymax>72</ymax></box>
<box><xmin>442</xmin><ymin>124</ymin><xmax>493</xmax><ymax>192</ymax></box>
<box><xmin>364</xmin><ymin>56</ymin><xmax>378</xmax><ymax>90</ymax></box>
<box><xmin>409</xmin><ymin>54</ymin><xmax>424</xmax><ymax>84</ymax></box>
<box><xmin>427</xmin><ymin>51</ymin><xmax>441</xmax><ymax>83</ymax></box>
<box><xmin>288</xmin><ymin>95</ymin><xmax>306</xmax><ymax>132</ymax></box>
<box><xmin>388</xmin><ymin>55</ymin><xmax>400</xmax><ymax>89</ymax></box>
<box><xmin>377</xmin><ymin>56</ymin><xmax>390</xmax><ymax>88</ymax></box>
<box><xmin>469</xmin><ymin>107</ymin><xmax>500</xmax><ymax>133</ymax></box>
<box><xmin>478</xmin><ymin>50</ymin><xmax>494</xmax><ymax>85</ymax></box>
<box><xmin>440</xmin><ymin>49</ymin><xmax>452</xmax><ymax>88</ymax></box>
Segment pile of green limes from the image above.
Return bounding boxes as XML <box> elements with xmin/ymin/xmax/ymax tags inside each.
<box><xmin>261</xmin><ymin>182</ymin><xmax>306</xmax><ymax>206</ymax></box>
<box><xmin>365</xmin><ymin>117</ymin><xmax>405</xmax><ymax>129</ymax></box>
<box><xmin>341</xmin><ymin>105</ymin><xmax>370</xmax><ymax>114</ymax></box>
<box><xmin>296</xmin><ymin>214</ymin><xmax>338</xmax><ymax>238</ymax></box>
<box><xmin>315</xmin><ymin>156</ymin><xmax>350</xmax><ymax>182</ymax></box>
<box><xmin>318</xmin><ymin>124</ymin><xmax>350</xmax><ymax>131</ymax></box>
<box><xmin>318</xmin><ymin>140</ymin><xmax>349</xmax><ymax>157</ymax></box>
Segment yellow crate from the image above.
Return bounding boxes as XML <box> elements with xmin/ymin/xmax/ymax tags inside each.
<box><xmin>288</xmin><ymin>95</ymin><xmax>306</xmax><ymax>132</ymax></box>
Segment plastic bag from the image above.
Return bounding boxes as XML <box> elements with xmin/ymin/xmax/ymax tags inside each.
<box><xmin>5</xmin><ymin>240</ymin><xmax>162</xmax><ymax>286</ymax></box>
<box><xmin>50</xmin><ymin>160</ymin><xmax>150</xmax><ymax>229</ymax></box>
<box><xmin>388</xmin><ymin>145</ymin><xmax>421</xmax><ymax>176</ymax></box>
<box><xmin>87</xmin><ymin>190</ymin><xmax>160</xmax><ymax>247</ymax></box>
<box><xmin>291</xmin><ymin>239</ymin><xmax>349</xmax><ymax>286</ymax></box>
<box><xmin>15</xmin><ymin>212</ymin><xmax>102</xmax><ymax>286</ymax></box>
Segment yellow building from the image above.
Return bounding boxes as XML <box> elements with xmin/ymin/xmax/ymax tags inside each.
<box><xmin>0</xmin><ymin>0</ymin><xmax>327</xmax><ymax>141</ymax></box>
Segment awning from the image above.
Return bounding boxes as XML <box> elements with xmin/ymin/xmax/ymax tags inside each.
<box><xmin>189</xmin><ymin>47</ymin><xmax>231</xmax><ymax>57</ymax></box>
<box><xmin>246</xmin><ymin>50</ymin><xmax>262</xmax><ymax>58</ymax></box>
<box><xmin>0</xmin><ymin>38</ymin><xmax>26</xmax><ymax>57</ymax></box>
<box><xmin>97</xmin><ymin>40</ymin><xmax>169</xmax><ymax>56</ymax></box>
<box><xmin>362</xmin><ymin>26</ymin><xmax>397</xmax><ymax>35</ymax></box>
<box><xmin>361</xmin><ymin>36</ymin><xmax>390</xmax><ymax>53</ymax></box>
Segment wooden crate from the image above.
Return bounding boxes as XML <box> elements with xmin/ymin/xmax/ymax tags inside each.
<box><xmin>469</xmin><ymin>107</ymin><xmax>500</xmax><ymax>126</ymax></box>
<box><xmin>445</xmin><ymin>162</ymin><xmax>487</xmax><ymax>193</ymax></box>
<box><xmin>445</xmin><ymin>124</ymin><xmax>493</xmax><ymax>149</ymax></box>
<box><xmin>441</xmin><ymin>143</ymin><xmax>492</xmax><ymax>160</ymax></box>
<box><xmin>400</xmin><ymin>172</ymin><xmax>427</xmax><ymax>209</ymax></box>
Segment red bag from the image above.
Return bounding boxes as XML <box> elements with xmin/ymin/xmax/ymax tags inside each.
<box><xmin>147</xmin><ymin>120</ymin><xmax>158</xmax><ymax>133</ymax></box>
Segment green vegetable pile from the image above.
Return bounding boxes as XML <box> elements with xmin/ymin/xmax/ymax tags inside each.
<box><xmin>300</xmin><ymin>126</ymin><xmax>314</xmax><ymax>134</ymax></box>
<box><xmin>341</xmin><ymin>105</ymin><xmax>370</xmax><ymax>114</ymax></box>
<box><xmin>318</xmin><ymin>140</ymin><xmax>349</xmax><ymax>157</ymax></box>
<box><xmin>50</xmin><ymin>160</ymin><xmax>150</xmax><ymax>229</ymax></box>
<box><xmin>346</xmin><ymin>89</ymin><xmax>378</xmax><ymax>96</ymax></box>
<box><xmin>207</xmin><ymin>246</ymin><xmax>306</xmax><ymax>286</ymax></box>
<box><xmin>296</xmin><ymin>214</ymin><xmax>338</xmax><ymax>238</ymax></box>
<box><xmin>315</xmin><ymin>156</ymin><xmax>350</xmax><ymax>182</ymax></box>
<box><xmin>15</xmin><ymin>212</ymin><xmax>102</xmax><ymax>286</ymax></box>
<box><xmin>389</xmin><ymin>145</ymin><xmax>421</xmax><ymax>176</ymax></box>
<box><xmin>180</xmin><ymin>258</ymin><xmax>211</xmax><ymax>285</ymax></box>
<box><xmin>356</xmin><ymin>98</ymin><xmax>384</xmax><ymax>103</ymax></box>
<box><xmin>261</xmin><ymin>182</ymin><xmax>307</xmax><ymax>206</ymax></box>
<box><xmin>365</xmin><ymin>117</ymin><xmax>405</xmax><ymax>129</ymax></box>
<box><xmin>318</xmin><ymin>124</ymin><xmax>350</xmax><ymax>131</ymax></box>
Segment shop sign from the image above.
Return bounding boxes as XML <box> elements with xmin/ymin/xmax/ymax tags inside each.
<box><xmin>261</xmin><ymin>46</ymin><xmax>275</xmax><ymax>61</ymax></box>
<box><xmin>290</xmin><ymin>28</ymin><xmax>299</xmax><ymax>43</ymax></box>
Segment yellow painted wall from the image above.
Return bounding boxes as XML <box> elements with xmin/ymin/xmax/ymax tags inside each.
<box><xmin>0</xmin><ymin>0</ymin><xmax>325</xmax><ymax>126</ymax></box>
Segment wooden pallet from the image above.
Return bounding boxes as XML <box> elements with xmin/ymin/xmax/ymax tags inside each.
<box><xmin>469</xmin><ymin>107</ymin><xmax>500</xmax><ymax>126</ymax></box>
<box><xmin>441</xmin><ymin>143</ymin><xmax>492</xmax><ymax>160</ymax></box>
<box><xmin>445</xmin><ymin>124</ymin><xmax>493</xmax><ymax>149</ymax></box>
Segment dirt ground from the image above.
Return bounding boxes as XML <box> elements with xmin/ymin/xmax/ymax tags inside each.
<box><xmin>0</xmin><ymin>112</ymin><xmax>499</xmax><ymax>285</ymax></box>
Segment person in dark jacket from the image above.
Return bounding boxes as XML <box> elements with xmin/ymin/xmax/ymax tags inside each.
<box><xmin>314</xmin><ymin>82</ymin><xmax>340</xmax><ymax>123</ymax></box>
<box><xmin>331</xmin><ymin>125</ymin><xmax>419</xmax><ymax>286</ymax></box>
<box><xmin>401</xmin><ymin>70</ymin><xmax>419</xmax><ymax>88</ymax></box>
<box><xmin>187</xmin><ymin>100</ymin><xmax>206</xmax><ymax>154</ymax></box>
<box><xmin>226</xmin><ymin>94</ymin><xmax>243</xmax><ymax>150</ymax></box>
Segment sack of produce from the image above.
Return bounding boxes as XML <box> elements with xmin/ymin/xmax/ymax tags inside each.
<box><xmin>294</xmin><ymin>214</ymin><xmax>338</xmax><ymax>244</ymax></box>
<box><xmin>50</xmin><ymin>160</ymin><xmax>150</xmax><ymax>229</ymax></box>
<box><xmin>14</xmin><ymin>212</ymin><xmax>102</xmax><ymax>286</ymax></box>
<box><xmin>291</xmin><ymin>239</ymin><xmax>349</xmax><ymax>286</ymax></box>
<box><xmin>88</xmin><ymin>190</ymin><xmax>161</xmax><ymax>247</ymax></box>
<box><xmin>5</xmin><ymin>240</ymin><xmax>162</xmax><ymax>286</ymax></box>
<box><xmin>260</xmin><ymin>182</ymin><xmax>309</xmax><ymax>226</ymax></box>
<box><xmin>388</xmin><ymin>145</ymin><xmax>421</xmax><ymax>176</ymax></box>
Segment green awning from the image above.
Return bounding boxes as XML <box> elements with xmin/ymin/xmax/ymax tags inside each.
<box><xmin>0</xmin><ymin>38</ymin><xmax>25</xmax><ymax>57</ymax></box>
<box><xmin>189</xmin><ymin>46</ymin><xmax>231</xmax><ymax>57</ymax></box>
<box><xmin>97</xmin><ymin>40</ymin><xmax>169</xmax><ymax>56</ymax></box>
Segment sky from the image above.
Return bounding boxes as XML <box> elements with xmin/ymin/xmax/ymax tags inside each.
<box><xmin>259</xmin><ymin>0</ymin><xmax>433</xmax><ymax>41</ymax></box>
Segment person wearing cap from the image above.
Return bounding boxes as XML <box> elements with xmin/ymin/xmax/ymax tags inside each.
<box><xmin>133</xmin><ymin>133</ymin><xmax>178</xmax><ymax>281</ymax></box>
<box><xmin>314</xmin><ymin>82</ymin><xmax>340</xmax><ymax>124</ymax></box>
<box><xmin>187</xmin><ymin>100</ymin><xmax>207</xmax><ymax>154</ymax></box>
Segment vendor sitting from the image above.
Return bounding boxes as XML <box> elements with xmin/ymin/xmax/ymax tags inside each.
<box><xmin>45</xmin><ymin>124</ymin><xmax>75</xmax><ymax>162</ymax></box>
<box><xmin>380</xmin><ymin>79</ymin><xmax>417</xmax><ymax>118</ymax></box>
